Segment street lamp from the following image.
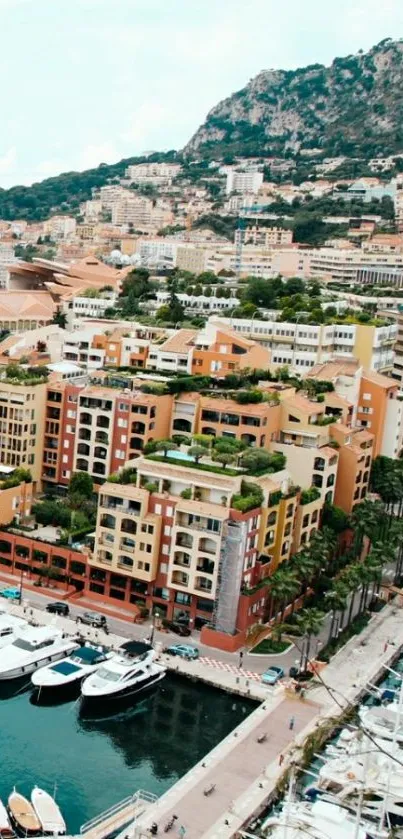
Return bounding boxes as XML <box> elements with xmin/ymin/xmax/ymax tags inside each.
<box><xmin>249</xmin><ymin>310</ymin><xmax>260</xmax><ymax>339</ymax></box>
<box><xmin>291</xmin><ymin>311</ymin><xmax>309</xmax><ymax>371</ymax></box>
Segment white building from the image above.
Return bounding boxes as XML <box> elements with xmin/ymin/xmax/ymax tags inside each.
<box><xmin>0</xmin><ymin>244</ymin><xmax>17</xmax><ymax>289</ymax></box>
<box><xmin>210</xmin><ymin>316</ymin><xmax>396</xmax><ymax>373</ymax></box>
<box><xmin>138</xmin><ymin>239</ymin><xmax>178</xmax><ymax>267</ymax></box>
<box><xmin>226</xmin><ymin>171</ymin><xmax>264</xmax><ymax>196</ymax></box>
<box><xmin>125</xmin><ymin>163</ymin><xmax>182</xmax><ymax>185</ymax></box>
<box><xmin>154</xmin><ymin>291</ymin><xmax>239</xmax><ymax>314</ymax></box>
<box><xmin>43</xmin><ymin>216</ymin><xmax>77</xmax><ymax>240</ymax></box>
<box><xmin>70</xmin><ymin>294</ymin><xmax>118</xmax><ymax>320</ymax></box>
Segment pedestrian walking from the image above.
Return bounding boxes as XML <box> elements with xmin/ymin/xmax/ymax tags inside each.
<box><xmin>279</xmin><ymin>753</ymin><xmax>284</xmax><ymax>766</ymax></box>
<box><xmin>289</xmin><ymin>715</ymin><xmax>295</xmax><ymax>731</ymax></box>
<box><xmin>239</xmin><ymin>650</ymin><xmax>244</xmax><ymax>669</ymax></box>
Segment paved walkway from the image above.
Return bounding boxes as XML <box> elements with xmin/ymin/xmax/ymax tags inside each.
<box><xmin>133</xmin><ymin>602</ymin><xmax>403</xmax><ymax>839</ymax></box>
<box><xmin>132</xmin><ymin>694</ymin><xmax>318</xmax><ymax>839</ymax></box>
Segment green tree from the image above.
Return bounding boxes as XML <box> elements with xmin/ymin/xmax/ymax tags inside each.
<box><xmin>155</xmin><ymin>440</ymin><xmax>177</xmax><ymax>457</ymax></box>
<box><xmin>295</xmin><ymin>608</ymin><xmax>325</xmax><ymax>671</ymax></box>
<box><xmin>212</xmin><ymin>451</ymin><xmax>236</xmax><ymax>470</ymax></box>
<box><xmin>188</xmin><ymin>446</ymin><xmax>207</xmax><ymax>464</ymax></box>
<box><xmin>69</xmin><ymin>471</ymin><xmax>94</xmax><ymax>499</ymax></box>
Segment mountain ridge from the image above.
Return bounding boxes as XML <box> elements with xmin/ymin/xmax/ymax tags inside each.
<box><xmin>184</xmin><ymin>38</ymin><xmax>403</xmax><ymax>160</ymax></box>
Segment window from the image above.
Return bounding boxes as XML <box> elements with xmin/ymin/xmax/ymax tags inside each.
<box><xmin>117</xmin><ymin>418</ymin><xmax>128</xmax><ymax>428</ymax></box>
<box><xmin>116</xmin><ymin>450</ymin><xmax>125</xmax><ymax>459</ymax></box>
<box><xmin>363</xmin><ymin>393</ymin><xmax>371</xmax><ymax>401</ymax></box>
<box><xmin>62</xmin><ymin>455</ymin><xmax>68</xmax><ymax>463</ymax></box>
<box><xmin>166</xmin><ymin>506</ymin><xmax>173</xmax><ymax>517</ymax></box>
<box><xmin>63</xmin><ymin>440</ymin><xmax>69</xmax><ymax>448</ymax></box>
<box><xmin>164</xmin><ymin>525</ymin><xmax>171</xmax><ymax>536</ymax></box>
<box><xmin>154</xmin><ymin>504</ymin><xmax>162</xmax><ymax>515</ymax></box>
<box><xmin>119</xmin><ymin>403</ymin><xmax>129</xmax><ymax>411</ymax></box>
<box><xmin>162</xmin><ymin>544</ymin><xmax>169</xmax><ymax>555</ymax></box>
<box><xmin>67</xmin><ymin>409</ymin><xmax>76</xmax><ymax>419</ymax></box>
<box><xmin>160</xmin><ymin>563</ymin><xmax>168</xmax><ymax>574</ymax></box>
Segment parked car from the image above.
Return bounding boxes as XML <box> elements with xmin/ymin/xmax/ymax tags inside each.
<box><xmin>46</xmin><ymin>601</ymin><xmax>70</xmax><ymax>616</ymax></box>
<box><xmin>165</xmin><ymin>644</ymin><xmax>199</xmax><ymax>660</ymax></box>
<box><xmin>76</xmin><ymin>611</ymin><xmax>108</xmax><ymax>629</ymax></box>
<box><xmin>165</xmin><ymin>621</ymin><xmax>191</xmax><ymax>637</ymax></box>
<box><xmin>261</xmin><ymin>666</ymin><xmax>284</xmax><ymax>685</ymax></box>
<box><xmin>0</xmin><ymin>587</ymin><xmax>21</xmax><ymax>600</ymax></box>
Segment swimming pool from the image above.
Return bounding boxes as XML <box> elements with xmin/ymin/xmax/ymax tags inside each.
<box><xmin>167</xmin><ymin>450</ymin><xmax>195</xmax><ymax>462</ymax></box>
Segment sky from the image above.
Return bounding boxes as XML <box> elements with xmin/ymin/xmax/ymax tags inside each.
<box><xmin>0</xmin><ymin>0</ymin><xmax>402</xmax><ymax>188</ymax></box>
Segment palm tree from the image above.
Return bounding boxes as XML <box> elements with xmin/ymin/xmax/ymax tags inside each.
<box><xmin>295</xmin><ymin>608</ymin><xmax>325</xmax><ymax>672</ymax></box>
<box><xmin>266</xmin><ymin>569</ymin><xmax>299</xmax><ymax>623</ymax></box>
<box><xmin>342</xmin><ymin>564</ymin><xmax>362</xmax><ymax>628</ymax></box>
<box><xmin>351</xmin><ymin>499</ymin><xmax>385</xmax><ymax>557</ymax></box>
<box><xmin>290</xmin><ymin>550</ymin><xmax>319</xmax><ymax>596</ymax></box>
<box><xmin>325</xmin><ymin>584</ymin><xmax>348</xmax><ymax>646</ymax></box>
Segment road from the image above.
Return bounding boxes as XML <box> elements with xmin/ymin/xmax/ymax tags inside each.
<box><xmin>11</xmin><ymin>580</ymin><xmax>382</xmax><ymax>678</ymax></box>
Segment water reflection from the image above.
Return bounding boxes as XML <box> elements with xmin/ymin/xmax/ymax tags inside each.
<box><xmin>79</xmin><ymin>675</ymin><xmax>255</xmax><ymax>780</ymax></box>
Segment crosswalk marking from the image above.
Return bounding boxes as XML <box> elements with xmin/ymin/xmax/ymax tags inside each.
<box><xmin>199</xmin><ymin>656</ymin><xmax>261</xmax><ymax>682</ymax></box>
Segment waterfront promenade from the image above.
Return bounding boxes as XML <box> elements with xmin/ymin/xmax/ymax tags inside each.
<box><xmin>131</xmin><ymin>602</ymin><xmax>403</xmax><ymax>839</ymax></box>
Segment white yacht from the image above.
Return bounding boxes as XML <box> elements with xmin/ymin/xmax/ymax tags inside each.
<box><xmin>261</xmin><ymin>799</ymin><xmax>378</xmax><ymax>839</ymax></box>
<box><xmin>81</xmin><ymin>641</ymin><xmax>165</xmax><ymax>707</ymax></box>
<box><xmin>31</xmin><ymin>644</ymin><xmax>113</xmax><ymax>693</ymax></box>
<box><xmin>359</xmin><ymin>702</ymin><xmax>403</xmax><ymax>743</ymax></box>
<box><xmin>0</xmin><ymin>626</ymin><xmax>77</xmax><ymax>680</ymax></box>
<box><xmin>31</xmin><ymin>787</ymin><xmax>66</xmax><ymax>835</ymax></box>
<box><xmin>0</xmin><ymin>613</ymin><xmax>27</xmax><ymax>649</ymax></box>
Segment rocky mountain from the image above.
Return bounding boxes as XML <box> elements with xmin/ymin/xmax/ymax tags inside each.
<box><xmin>185</xmin><ymin>39</ymin><xmax>403</xmax><ymax>160</ymax></box>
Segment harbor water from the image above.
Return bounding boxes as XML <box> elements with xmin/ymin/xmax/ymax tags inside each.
<box><xmin>0</xmin><ymin>674</ymin><xmax>255</xmax><ymax>834</ymax></box>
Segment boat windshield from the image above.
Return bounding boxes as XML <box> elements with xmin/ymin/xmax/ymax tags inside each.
<box><xmin>96</xmin><ymin>667</ymin><xmax>121</xmax><ymax>682</ymax></box>
<box><xmin>13</xmin><ymin>638</ymin><xmax>38</xmax><ymax>652</ymax></box>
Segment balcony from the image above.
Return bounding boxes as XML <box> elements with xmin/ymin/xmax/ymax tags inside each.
<box><xmin>120</xmin><ymin>538</ymin><xmax>135</xmax><ymax>553</ymax></box>
<box><xmin>241</xmin><ymin>417</ymin><xmax>260</xmax><ymax>427</ymax></box>
<box><xmin>196</xmin><ymin>558</ymin><xmax>215</xmax><ymax>575</ymax></box>
<box><xmin>77</xmin><ymin>443</ymin><xmax>90</xmax><ymax>456</ymax></box>
<box><xmin>173</xmin><ymin>550</ymin><xmax>191</xmax><ymax>568</ymax></box>
<box><xmin>172</xmin><ymin>418</ymin><xmax>192</xmax><ymax>433</ymax></box>
<box><xmin>172</xmin><ymin>570</ymin><xmax>189</xmax><ymax>586</ymax></box>
<box><xmin>131</xmin><ymin>422</ymin><xmax>146</xmax><ymax>435</ymax></box>
<box><xmin>195</xmin><ymin>576</ymin><xmax>213</xmax><ymax>593</ymax></box>
<box><xmin>176</xmin><ymin>533</ymin><xmax>193</xmax><ymax>549</ymax></box>
<box><xmin>241</xmin><ymin>433</ymin><xmax>257</xmax><ymax>446</ymax></box>
<box><xmin>121</xmin><ymin>518</ymin><xmax>137</xmax><ymax>535</ymax></box>
<box><xmin>79</xmin><ymin>413</ymin><xmax>92</xmax><ymax>426</ymax></box>
<box><xmin>101</xmin><ymin>497</ymin><xmax>141</xmax><ymax>515</ymax></box>
<box><xmin>314</xmin><ymin>457</ymin><xmax>325</xmax><ymax>471</ymax></box>
<box><xmin>176</xmin><ymin>513</ymin><xmax>221</xmax><ymax>534</ymax></box>
<box><xmin>97</xmin><ymin>416</ymin><xmax>110</xmax><ymax>429</ymax></box>
<box><xmin>76</xmin><ymin>458</ymin><xmax>89</xmax><ymax>472</ymax></box>
<box><xmin>97</xmin><ymin>550</ymin><xmax>113</xmax><ymax>565</ymax></box>
<box><xmin>100</xmin><ymin>514</ymin><xmax>116</xmax><ymax>529</ymax></box>
<box><xmin>130</xmin><ymin>437</ymin><xmax>144</xmax><ymax>451</ymax></box>
<box><xmin>198</xmin><ymin>537</ymin><xmax>217</xmax><ymax>555</ymax></box>
<box><xmin>221</xmin><ymin>414</ymin><xmax>240</xmax><ymax>427</ymax></box>
<box><xmin>79</xmin><ymin>428</ymin><xmax>91</xmax><ymax>441</ymax></box>
<box><xmin>93</xmin><ymin>462</ymin><xmax>106</xmax><ymax>476</ymax></box>
<box><xmin>44</xmin><ymin>437</ymin><xmax>58</xmax><ymax>450</ymax></box>
<box><xmin>118</xmin><ymin>555</ymin><xmax>134</xmax><ymax>570</ymax></box>
<box><xmin>95</xmin><ymin>431</ymin><xmax>108</xmax><ymax>444</ymax></box>
<box><xmin>201</xmin><ymin>410</ymin><xmax>219</xmax><ymax>423</ymax></box>
<box><xmin>94</xmin><ymin>446</ymin><xmax>107</xmax><ymax>460</ymax></box>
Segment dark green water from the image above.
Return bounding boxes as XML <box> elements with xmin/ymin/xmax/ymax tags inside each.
<box><xmin>0</xmin><ymin>675</ymin><xmax>255</xmax><ymax>834</ymax></box>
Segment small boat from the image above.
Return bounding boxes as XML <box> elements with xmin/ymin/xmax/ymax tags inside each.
<box><xmin>81</xmin><ymin>641</ymin><xmax>165</xmax><ymax>707</ymax></box>
<box><xmin>31</xmin><ymin>644</ymin><xmax>113</xmax><ymax>694</ymax></box>
<box><xmin>8</xmin><ymin>791</ymin><xmax>41</xmax><ymax>837</ymax></box>
<box><xmin>0</xmin><ymin>799</ymin><xmax>15</xmax><ymax>839</ymax></box>
<box><xmin>31</xmin><ymin>788</ymin><xmax>66</xmax><ymax>835</ymax></box>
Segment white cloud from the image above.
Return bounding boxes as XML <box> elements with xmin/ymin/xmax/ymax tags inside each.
<box><xmin>78</xmin><ymin>143</ymin><xmax>119</xmax><ymax>170</ymax></box>
<box><xmin>0</xmin><ymin>147</ymin><xmax>17</xmax><ymax>174</ymax></box>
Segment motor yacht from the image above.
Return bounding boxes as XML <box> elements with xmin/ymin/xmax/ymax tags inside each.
<box><xmin>31</xmin><ymin>644</ymin><xmax>112</xmax><ymax>694</ymax></box>
<box><xmin>81</xmin><ymin>641</ymin><xmax>165</xmax><ymax>706</ymax></box>
<box><xmin>31</xmin><ymin>787</ymin><xmax>66</xmax><ymax>835</ymax></box>
<box><xmin>261</xmin><ymin>798</ymin><xmax>378</xmax><ymax>839</ymax></box>
<box><xmin>359</xmin><ymin>702</ymin><xmax>403</xmax><ymax>743</ymax></box>
<box><xmin>0</xmin><ymin>626</ymin><xmax>77</xmax><ymax>681</ymax></box>
<box><xmin>0</xmin><ymin>614</ymin><xmax>27</xmax><ymax>650</ymax></box>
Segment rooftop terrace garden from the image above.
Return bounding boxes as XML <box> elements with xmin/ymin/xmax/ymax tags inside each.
<box><xmin>1</xmin><ymin>363</ymin><xmax>50</xmax><ymax>385</ymax></box>
<box><xmin>0</xmin><ymin>468</ymin><xmax>32</xmax><ymax>490</ymax></box>
<box><xmin>144</xmin><ymin>436</ymin><xmax>286</xmax><ymax>478</ymax></box>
